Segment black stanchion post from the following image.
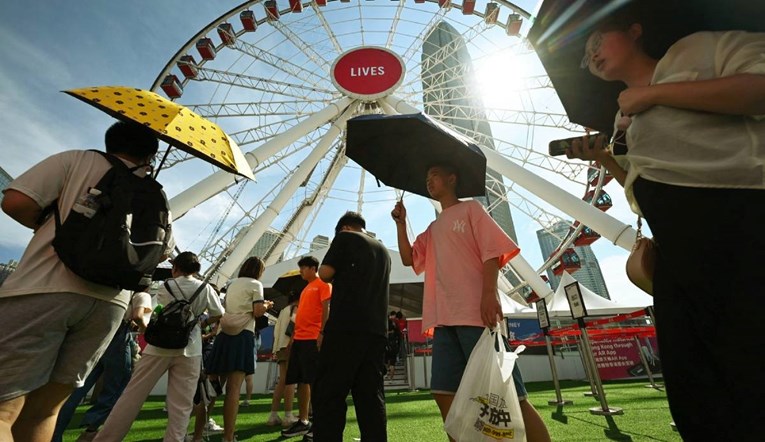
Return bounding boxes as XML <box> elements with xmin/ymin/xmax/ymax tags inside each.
<box><xmin>536</xmin><ymin>299</ymin><xmax>572</xmax><ymax>406</ymax></box>
<box><xmin>564</xmin><ymin>281</ymin><xmax>623</xmax><ymax>416</ymax></box>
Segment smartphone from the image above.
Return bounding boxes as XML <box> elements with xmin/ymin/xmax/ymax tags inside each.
<box><xmin>548</xmin><ymin>133</ymin><xmax>602</xmax><ymax>156</ymax></box>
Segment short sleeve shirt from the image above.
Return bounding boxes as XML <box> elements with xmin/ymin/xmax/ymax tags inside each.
<box><xmin>223</xmin><ymin>277</ymin><xmax>264</xmax><ymax>332</ymax></box>
<box><xmin>293</xmin><ymin>278</ymin><xmax>331</xmax><ymax>340</ymax></box>
<box><xmin>321</xmin><ymin>231</ymin><xmax>392</xmax><ymax>337</ymax></box>
<box><xmin>143</xmin><ymin>275</ymin><xmax>224</xmax><ymax>358</ymax></box>
<box><xmin>412</xmin><ymin>200</ymin><xmax>520</xmax><ymax>331</ymax></box>
<box><xmin>622</xmin><ymin>31</ymin><xmax>765</xmax><ymax>214</ymax></box>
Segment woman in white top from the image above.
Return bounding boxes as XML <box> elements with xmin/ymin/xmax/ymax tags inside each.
<box><xmin>206</xmin><ymin>256</ymin><xmax>273</xmax><ymax>442</ymax></box>
<box><xmin>571</xmin><ymin>7</ymin><xmax>765</xmax><ymax>440</ymax></box>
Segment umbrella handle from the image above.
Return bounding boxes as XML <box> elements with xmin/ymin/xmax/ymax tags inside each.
<box><xmin>153</xmin><ymin>146</ymin><xmax>173</xmax><ymax>179</ymax></box>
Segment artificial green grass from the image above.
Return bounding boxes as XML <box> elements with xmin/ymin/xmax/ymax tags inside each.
<box><xmin>60</xmin><ymin>379</ymin><xmax>680</xmax><ymax>441</ymax></box>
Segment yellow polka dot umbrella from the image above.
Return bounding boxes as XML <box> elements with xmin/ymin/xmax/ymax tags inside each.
<box><xmin>64</xmin><ymin>86</ymin><xmax>255</xmax><ymax>180</ymax></box>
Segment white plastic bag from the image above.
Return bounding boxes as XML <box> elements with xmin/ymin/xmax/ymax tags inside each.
<box><xmin>444</xmin><ymin>327</ymin><xmax>526</xmax><ymax>441</ymax></box>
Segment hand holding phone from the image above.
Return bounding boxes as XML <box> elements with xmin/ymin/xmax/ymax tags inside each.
<box><xmin>549</xmin><ymin>133</ymin><xmax>608</xmax><ymax>161</ymax></box>
<box><xmin>549</xmin><ymin>133</ymin><xmax>602</xmax><ymax>156</ymax></box>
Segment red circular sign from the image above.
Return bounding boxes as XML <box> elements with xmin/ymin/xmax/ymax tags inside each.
<box><xmin>331</xmin><ymin>47</ymin><xmax>405</xmax><ymax>99</ymax></box>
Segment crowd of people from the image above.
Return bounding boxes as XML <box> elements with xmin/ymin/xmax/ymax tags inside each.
<box><xmin>1</xmin><ymin>4</ymin><xmax>763</xmax><ymax>441</ymax></box>
<box><xmin>0</xmin><ymin>119</ymin><xmax>548</xmax><ymax>442</ymax></box>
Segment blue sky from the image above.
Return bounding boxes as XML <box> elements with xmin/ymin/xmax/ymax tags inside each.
<box><xmin>0</xmin><ymin>0</ymin><xmax>653</xmax><ymax>307</ymax></box>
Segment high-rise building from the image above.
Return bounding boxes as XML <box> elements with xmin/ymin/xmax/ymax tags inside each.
<box><xmin>536</xmin><ymin>221</ymin><xmax>611</xmax><ymax>299</ymax></box>
<box><xmin>421</xmin><ymin>21</ymin><xmax>518</xmax><ymax>244</ymax></box>
<box><xmin>309</xmin><ymin>234</ymin><xmax>329</xmax><ymax>252</ymax></box>
<box><xmin>0</xmin><ymin>166</ymin><xmax>13</xmax><ymax>205</ymax></box>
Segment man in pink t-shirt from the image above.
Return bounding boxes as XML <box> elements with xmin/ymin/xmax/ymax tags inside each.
<box><xmin>392</xmin><ymin>163</ymin><xmax>550</xmax><ymax>442</ymax></box>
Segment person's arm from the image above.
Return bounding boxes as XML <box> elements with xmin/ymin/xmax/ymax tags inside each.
<box><xmin>1</xmin><ymin>189</ymin><xmax>43</xmax><ymax>230</ymax></box>
<box><xmin>131</xmin><ymin>305</ymin><xmax>152</xmax><ymax>333</ymax></box>
<box><xmin>391</xmin><ymin>200</ymin><xmax>413</xmax><ymax>266</ymax></box>
<box><xmin>252</xmin><ymin>300</ymin><xmax>273</xmax><ymax>318</ymax></box>
<box><xmin>480</xmin><ymin>258</ymin><xmax>504</xmax><ymax>328</ymax></box>
<box><xmin>619</xmin><ymin>74</ymin><xmax>765</xmax><ymax>116</ymax></box>
<box><xmin>318</xmin><ymin>264</ymin><xmax>335</xmax><ymax>283</ymax></box>
<box><xmin>318</xmin><ymin>298</ymin><xmax>330</xmax><ymax>349</ymax></box>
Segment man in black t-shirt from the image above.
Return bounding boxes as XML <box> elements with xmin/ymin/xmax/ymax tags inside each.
<box><xmin>314</xmin><ymin>211</ymin><xmax>391</xmax><ymax>442</ymax></box>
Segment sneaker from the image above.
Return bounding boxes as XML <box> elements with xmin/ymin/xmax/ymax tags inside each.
<box><xmin>282</xmin><ymin>414</ymin><xmax>299</xmax><ymax>427</ymax></box>
<box><xmin>266</xmin><ymin>413</ymin><xmax>282</xmax><ymax>426</ymax></box>
<box><xmin>76</xmin><ymin>430</ymin><xmax>99</xmax><ymax>442</ymax></box>
<box><xmin>281</xmin><ymin>420</ymin><xmax>311</xmax><ymax>438</ymax></box>
<box><xmin>240</xmin><ymin>400</ymin><xmax>250</xmax><ymax>407</ymax></box>
<box><xmin>302</xmin><ymin>431</ymin><xmax>314</xmax><ymax>441</ymax></box>
<box><xmin>205</xmin><ymin>418</ymin><xmax>223</xmax><ymax>433</ymax></box>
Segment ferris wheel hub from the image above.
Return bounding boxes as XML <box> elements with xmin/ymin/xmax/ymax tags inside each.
<box><xmin>330</xmin><ymin>47</ymin><xmax>406</xmax><ymax>101</ymax></box>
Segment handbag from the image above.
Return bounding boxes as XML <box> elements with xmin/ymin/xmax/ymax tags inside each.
<box><xmin>444</xmin><ymin>327</ymin><xmax>526</xmax><ymax>441</ymax></box>
<box><xmin>625</xmin><ymin>216</ymin><xmax>657</xmax><ymax>295</ymax></box>
<box><xmin>219</xmin><ymin>312</ymin><xmax>252</xmax><ymax>336</ymax></box>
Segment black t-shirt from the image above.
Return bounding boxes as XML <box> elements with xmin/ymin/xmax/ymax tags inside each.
<box><xmin>321</xmin><ymin>231</ymin><xmax>391</xmax><ymax>337</ymax></box>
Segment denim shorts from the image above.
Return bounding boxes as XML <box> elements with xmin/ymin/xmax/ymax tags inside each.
<box><xmin>431</xmin><ymin>325</ymin><xmax>527</xmax><ymax>400</ymax></box>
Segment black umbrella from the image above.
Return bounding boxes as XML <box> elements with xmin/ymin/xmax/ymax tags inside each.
<box><xmin>528</xmin><ymin>0</ymin><xmax>765</xmax><ymax>135</ymax></box>
<box><xmin>345</xmin><ymin>113</ymin><xmax>487</xmax><ymax>199</ymax></box>
<box><xmin>271</xmin><ymin>269</ymin><xmax>307</xmax><ymax>297</ymax></box>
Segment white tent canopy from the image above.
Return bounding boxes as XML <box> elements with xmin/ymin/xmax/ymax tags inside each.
<box><xmin>259</xmin><ymin>245</ymin><xmax>422</xmax><ymax>287</ymax></box>
<box><xmin>508</xmin><ymin>271</ymin><xmax>650</xmax><ymax>319</ymax></box>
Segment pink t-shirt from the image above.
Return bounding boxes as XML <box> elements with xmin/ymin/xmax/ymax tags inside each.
<box><xmin>412</xmin><ymin>200</ymin><xmax>520</xmax><ymax>331</ymax></box>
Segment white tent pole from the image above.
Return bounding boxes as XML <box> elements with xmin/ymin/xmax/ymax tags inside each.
<box><xmin>213</xmin><ymin>104</ymin><xmax>357</xmax><ymax>285</ymax></box>
<box><xmin>385</xmin><ymin>95</ymin><xmax>636</xmax><ymax>252</ymax></box>
<box><xmin>169</xmin><ymin>96</ymin><xmax>354</xmax><ymax>219</ymax></box>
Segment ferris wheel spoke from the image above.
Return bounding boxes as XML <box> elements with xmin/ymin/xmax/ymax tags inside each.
<box><xmin>192</xmin><ymin>66</ymin><xmax>336</xmax><ymax>100</ymax></box>
<box><xmin>231</xmin><ymin>37</ymin><xmax>328</xmax><ymax>88</ymax></box>
<box><xmin>187</xmin><ymin>100</ymin><xmax>327</xmax><ymax>120</ymax></box>
<box><xmin>397</xmin><ymin>7</ymin><xmax>450</xmax><ymax>66</ymax></box>
<box><xmin>309</xmin><ymin>2</ymin><xmax>343</xmax><ymax>55</ymax></box>
<box><xmin>385</xmin><ymin>1</ymin><xmax>407</xmax><ymax>49</ymax></box>
<box><xmin>271</xmin><ymin>21</ymin><xmax>334</xmax><ymax>76</ymax></box>
<box><xmin>268</xmin><ymin>143</ymin><xmax>347</xmax><ymax>265</ymax></box>
<box><xmin>215</xmin><ymin>105</ymin><xmax>357</xmax><ymax>283</ymax></box>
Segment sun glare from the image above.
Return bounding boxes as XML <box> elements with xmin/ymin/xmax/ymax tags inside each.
<box><xmin>473</xmin><ymin>49</ymin><xmax>530</xmax><ymax>110</ymax></box>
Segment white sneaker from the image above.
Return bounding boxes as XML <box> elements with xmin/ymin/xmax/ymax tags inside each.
<box><xmin>282</xmin><ymin>414</ymin><xmax>299</xmax><ymax>427</ymax></box>
<box><xmin>266</xmin><ymin>413</ymin><xmax>283</xmax><ymax>426</ymax></box>
<box><xmin>205</xmin><ymin>418</ymin><xmax>223</xmax><ymax>432</ymax></box>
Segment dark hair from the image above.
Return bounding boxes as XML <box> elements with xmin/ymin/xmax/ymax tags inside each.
<box><xmin>389</xmin><ymin>310</ymin><xmax>397</xmax><ymax>317</ymax></box>
<box><xmin>297</xmin><ymin>255</ymin><xmax>320</xmax><ymax>269</ymax></box>
<box><xmin>172</xmin><ymin>251</ymin><xmax>201</xmax><ymax>275</ymax></box>
<box><xmin>396</xmin><ymin>311</ymin><xmax>404</xmax><ymax>319</ymax></box>
<box><xmin>104</xmin><ymin>121</ymin><xmax>159</xmax><ymax>159</ymax></box>
<box><xmin>238</xmin><ymin>256</ymin><xmax>265</xmax><ymax>279</ymax></box>
<box><xmin>427</xmin><ymin>162</ymin><xmax>459</xmax><ymax>183</ymax></box>
<box><xmin>334</xmin><ymin>211</ymin><xmax>366</xmax><ymax>234</ymax></box>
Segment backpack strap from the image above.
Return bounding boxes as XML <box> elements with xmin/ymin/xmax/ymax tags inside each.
<box><xmin>164</xmin><ymin>280</ymin><xmax>181</xmax><ymax>301</ymax></box>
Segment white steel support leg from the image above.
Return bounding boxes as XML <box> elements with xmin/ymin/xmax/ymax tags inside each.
<box><xmin>509</xmin><ymin>254</ymin><xmax>555</xmax><ymax>300</ymax></box>
<box><xmin>169</xmin><ymin>97</ymin><xmax>354</xmax><ymax>218</ymax></box>
<box><xmin>265</xmin><ymin>154</ymin><xmax>348</xmax><ymax>266</ymax></box>
<box><xmin>385</xmin><ymin>95</ymin><xmax>637</xmax><ymax>251</ymax></box>
<box><xmin>213</xmin><ymin>105</ymin><xmax>358</xmax><ymax>284</ymax></box>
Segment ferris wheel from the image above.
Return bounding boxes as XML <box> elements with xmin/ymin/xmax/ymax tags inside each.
<box><xmin>150</xmin><ymin>0</ymin><xmax>636</xmax><ymax>301</ymax></box>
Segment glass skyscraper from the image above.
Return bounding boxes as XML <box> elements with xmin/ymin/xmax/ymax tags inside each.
<box><xmin>536</xmin><ymin>221</ymin><xmax>611</xmax><ymax>299</ymax></box>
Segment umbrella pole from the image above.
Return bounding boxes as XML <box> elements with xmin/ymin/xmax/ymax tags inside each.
<box><xmin>153</xmin><ymin>146</ymin><xmax>172</xmax><ymax>179</ymax></box>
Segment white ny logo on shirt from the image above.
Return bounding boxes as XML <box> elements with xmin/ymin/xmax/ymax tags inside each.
<box><xmin>452</xmin><ymin>219</ymin><xmax>466</xmax><ymax>233</ymax></box>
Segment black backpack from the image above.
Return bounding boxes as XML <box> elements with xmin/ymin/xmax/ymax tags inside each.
<box><xmin>50</xmin><ymin>150</ymin><xmax>171</xmax><ymax>291</ymax></box>
<box><xmin>144</xmin><ymin>280</ymin><xmax>207</xmax><ymax>349</ymax></box>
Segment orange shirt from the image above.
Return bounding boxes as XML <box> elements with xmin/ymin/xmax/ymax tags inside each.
<box><xmin>293</xmin><ymin>278</ymin><xmax>332</xmax><ymax>340</ymax></box>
